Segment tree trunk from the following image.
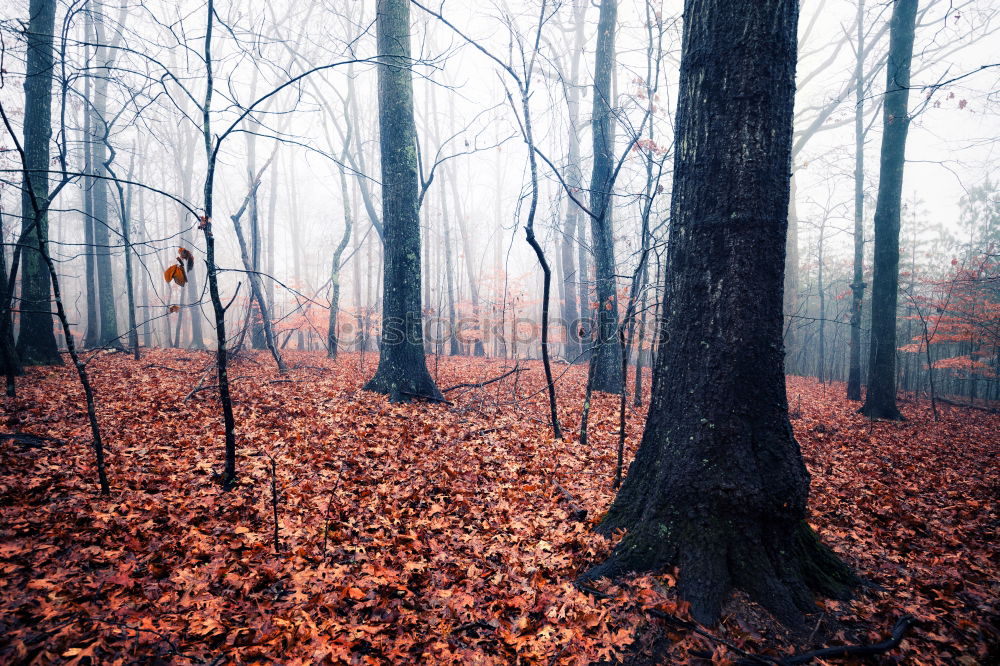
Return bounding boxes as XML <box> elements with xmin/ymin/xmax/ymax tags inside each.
<box><xmin>328</xmin><ymin>162</ymin><xmax>353</xmax><ymax>358</ymax></box>
<box><xmin>587</xmin><ymin>0</ymin><xmax>623</xmax><ymax>394</ymax></box>
<box><xmin>15</xmin><ymin>0</ymin><xmax>61</xmax><ymax>365</ymax></box>
<box><xmin>136</xmin><ymin>169</ymin><xmax>152</xmax><ymax>349</ymax></box>
<box><xmin>585</xmin><ymin>0</ymin><xmax>856</xmax><ymax>628</ymax></box>
<box><xmin>861</xmin><ymin>0</ymin><xmax>917</xmax><ymax>420</ymax></box>
<box><xmin>363</xmin><ymin>0</ymin><xmax>442</xmax><ymax>403</ymax></box>
<box><xmin>199</xmin><ymin>0</ymin><xmax>238</xmax><ymax>488</ymax></box>
<box><xmin>1</xmin><ymin>211</ymin><xmax>23</xmax><ymax>394</ymax></box>
<box><xmin>559</xmin><ymin>0</ymin><xmax>588</xmax><ymax>362</ymax></box>
<box><xmin>847</xmin><ymin>0</ymin><xmax>866</xmax><ymax>401</ymax></box>
<box><xmin>115</xmin><ymin>150</ymin><xmax>140</xmax><ymax>360</ymax></box>
<box><xmin>446</xmin><ymin>160</ymin><xmax>485</xmax><ymax>357</ymax></box>
<box><xmin>442</xmin><ymin>196</ymin><xmax>460</xmax><ymax>356</ymax></box>
<box><xmin>81</xmin><ymin>22</ymin><xmax>100</xmax><ymax>350</ymax></box>
<box><xmin>817</xmin><ymin>217</ymin><xmax>826</xmax><ymax>383</ymax></box>
<box><xmin>783</xmin><ymin>175</ymin><xmax>799</xmax><ymax>370</ymax></box>
<box><xmin>89</xmin><ymin>3</ymin><xmax>120</xmax><ymax>349</ymax></box>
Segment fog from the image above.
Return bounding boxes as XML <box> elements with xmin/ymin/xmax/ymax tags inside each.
<box><xmin>1</xmin><ymin>0</ymin><xmax>997</xmax><ymax>383</ymax></box>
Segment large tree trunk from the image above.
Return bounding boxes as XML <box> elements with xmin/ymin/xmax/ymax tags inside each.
<box><xmin>860</xmin><ymin>0</ymin><xmax>917</xmax><ymax>420</ymax></box>
<box><xmin>15</xmin><ymin>0</ymin><xmax>61</xmax><ymax>365</ymax></box>
<box><xmin>363</xmin><ymin>0</ymin><xmax>441</xmax><ymax>402</ymax></box>
<box><xmin>587</xmin><ymin>0</ymin><xmax>623</xmax><ymax>393</ymax></box>
<box><xmin>586</xmin><ymin>0</ymin><xmax>855</xmax><ymax>628</ymax></box>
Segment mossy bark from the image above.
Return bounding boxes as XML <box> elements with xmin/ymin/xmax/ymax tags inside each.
<box><xmin>585</xmin><ymin>0</ymin><xmax>857</xmax><ymax>629</ymax></box>
<box><xmin>363</xmin><ymin>0</ymin><xmax>441</xmax><ymax>403</ymax></box>
<box><xmin>586</xmin><ymin>0</ymin><xmax>622</xmax><ymax>393</ymax></box>
<box><xmin>15</xmin><ymin>0</ymin><xmax>61</xmax><ymax>366</ymax></box>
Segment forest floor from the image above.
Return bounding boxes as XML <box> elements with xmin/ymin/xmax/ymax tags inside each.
<box><xmin>0</xmin><ymin>349</ymin><xmax>996</xmax><ymax>665</ymax></box>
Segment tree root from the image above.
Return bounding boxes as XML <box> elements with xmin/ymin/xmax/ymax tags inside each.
<box><xmin>582</xmin><ymin>519</ymin><xmax>858</xmax><ymax>628</ymax></box>
<box><xmin>574</xmin><ymin>582</ymin><xmax>914</xmax><ymax>665</ymax></box>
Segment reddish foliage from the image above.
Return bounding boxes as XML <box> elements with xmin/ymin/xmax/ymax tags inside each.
<box><xmin>1</xmin><ymin>352</ymin><xmax>997</xmax><ymax>664</ymax></box>
<box><xmin>164</xmin><ymin>264</ymin><xmax>188</xmax><ymax>287</ymax></box>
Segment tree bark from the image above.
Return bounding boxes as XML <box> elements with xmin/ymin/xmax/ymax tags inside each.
<box><xmin>861</xmin><ymin>0</ymin><xmax>917</xmax><ymax>420</ymax></box>
<box><xmin>328</xmin><ymin>161</ymin><xmax>353</xmax><ymax>358</ymax></box>
<box><xmin>441</xmin><ymin>196</ymin><xmax>460</xmax><ymax>356</ymax></box>
<box><xmin>231</xmin><ymin>178</ymin><xmax>287</xmax><ymax>373</ymax></box>
<box><xmin>88</xmin><ymin>2</ymin><xmax>120</xmax><ymax>349</ymax></box>
<box><xmin>847</xmin><ymin>0</ymin><xmax>866</xmax><ymax>401</ymax></box>
<box><xmin>15</xmin><ymin>0</ymin><xmax>61</xmax><ymax>365</ymax></box>
<box><xmin>585</xmin><ymin>0</ymin><xmax>856</xmax><ymax>628</ymax></box>
<box><xmin>444</xmin><ymin>154</ymin><xmax>486</xmax><ymax>356</ymax></box>
<box><xmin>363</xmin><ymin>0</ymin><xmax>442</xmax><ymax>402</ymax></box>
<box><xmin>558</xmin><ymin>0</ymin><xmax>588</xmax><ymax>362</ymax></box>
<box><xmin>81</xmin><ymin>22</ymin><xmax>100</xmax><ymax>350</ymax></box>
<box><xmin>587</xmin><ymin>0</ymin><xmax>623</xmax><ymax>393</ymax></box>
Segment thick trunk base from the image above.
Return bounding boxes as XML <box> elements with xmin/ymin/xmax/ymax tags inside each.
<box><xmin>363</xmin><ymin>360</ymin><xmax>443</xmax><ymax>404</ymax></box>
<box><xmin>16</xmin><ymin>339</ymin><xmax>63</xmax><ymax>366</ymax></box>
<box><xmin>587</xmin><ymin>345</ymin><xmax>623</xmax><ymax>394</ymax></box>
<box><xmin>858</xmin><ymin>400</ymin><xmax>904</xmax><ymax>420</ymax></box>
<box><xmin>586</xmin><ymin>519</ymin><xmax>856</xmax><ymax>628</ymax></box>
<box><xmin>846</xmin><ymin>381</ymin><xmax>862</xmax><ymax>402</ymax></box>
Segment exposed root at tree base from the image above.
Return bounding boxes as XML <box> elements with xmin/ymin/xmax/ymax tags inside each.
<box><xmin>583</xmin><ymin>519</ymin><xmax>858</xmax><ymax>630</ymax></box>
<box><xmin>362</xmin><ymin>373</ymin><xmax>444</xmax><ymax>404</ymax></box>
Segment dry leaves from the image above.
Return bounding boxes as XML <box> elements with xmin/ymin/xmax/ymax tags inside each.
<box><xmin>0</xmin><ymin>351</ymin><xmax>996</xmax><ymax>664</ymax></box>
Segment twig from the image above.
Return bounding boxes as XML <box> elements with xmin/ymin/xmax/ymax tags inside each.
<box><xmin>461</xmin><ymin>426</ymin><xmax>503</xmax><ymax>440</ymax></box>
<box><xmin>441</xmin><ymin>364</ymin><xmax>526</xmax><ymax>393</ymax></box>
<box><xmin>184</xmin><ymin>375</ymin><xmax>252</xmax><ymax>399</ymax></box>
<box><xmin>142</xmin><ymin>364</ymin><xmax>199</xmax><ymax>374</ymax></box>
<box><xmin>770</xmin><ymin>615</ymin><xmax>916</xmax><ymax>665</ymax></box>
<box><xmin>321</xmin><ymin>462</ymin><xmax>346</xmax><ymax>559</ymax></box>
<box><xmin>553</xmin><ymin>480</ymin><xmax>587</xmax><ymax>521</ymax></box>
<box><xmin>269</xmin><ymin>455</ymin><xmax>280</xmax><ymax>554</ymax></box>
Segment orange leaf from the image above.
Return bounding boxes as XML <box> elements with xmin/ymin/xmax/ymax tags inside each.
<box><xmin>164</xmin><ymin>264</ymin><xmax>188</xmax><ymax>286</ymax></box>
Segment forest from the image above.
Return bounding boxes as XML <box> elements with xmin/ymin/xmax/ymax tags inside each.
<box><xmin>0</xmin><ymin>0</ymin><xmax>997</xmax><ymax>663</ymax></box>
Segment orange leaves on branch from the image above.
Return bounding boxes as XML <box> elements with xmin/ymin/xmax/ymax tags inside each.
<box><xmin>164</xmin><ymin>264</ymin><xmax>187</xmax><ymax>287</ymax></box>
<box><xmin>169</xmin><ymin>305</ymin><xmax>180</xmax><ymax>314</ymax></box>
<box><xmin>178</xmin><ymin>247</ymin><xmax>194</xmax><ymax>271</ymax></box>
<box><xmin>164</xmin><ymin>247</ymin><xmax>194</xmax><ymax>287</ymax></box>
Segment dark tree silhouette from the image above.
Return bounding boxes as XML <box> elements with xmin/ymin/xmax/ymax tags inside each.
<box><xmin>861</xmin><ymin>0</ymin><xmax>918</xmax><ymax>420</ymax></box>
<box><xmin>585</xmin><ymin>0</ymin><xmax>856</xmax><ymax>628</ymax></box>
<box><xmin>15</xmin><ymin>0</ymin><xmax>61</xmax><ymax>365</ymax></box>
<box><xmin>363</xmin><ymin>0</ymin><xmax>442</xmax><ymax>403</ymax></box>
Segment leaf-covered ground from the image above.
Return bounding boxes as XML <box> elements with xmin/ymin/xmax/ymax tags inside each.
<box><xmin>1</xmin><ymin>349</ymin><xmax>997</xmax><ymax>664</ymax></box>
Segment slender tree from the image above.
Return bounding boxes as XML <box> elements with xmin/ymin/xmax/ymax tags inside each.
<box><xmin>328</xmin><ymin>157</ymin><xmax>353</xmax><ymax>358</ymax></box>
<box><xmin>861</xmin><ymin>0</ymin><xmax>918</xmax><ymax>420</ymax></box>
<box><xmin>556</xmin><ymin>0</ymin><xmax>588</xmax><ymax>362</ymax></box>
<box><xmin>15</xmin><ymin>0</ymin><xmax>61</xmax><ymax>365</ymax></box>
<box><xmin>585</xmin><ymin>0</ymin><xmax>856</xmax><ymax>627</ymax></box>
<box><xmin>587</xmin><ymin>0</ymin><xmax>623</xmax><ymax>393</ymax></box>
<box><xmin>363</xmin><ymin>0</ymin><xmax>442</xmax><ymax>402</ymax></box>
<box><xmin>847</xmin><ymin>0</ymin><xmax>867</xmax><ymax>401</ymax></box>
<box><xmin>88</xmin><ymin>1</ymin><xmax>121</xmax><ymax>348</ymax></box>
